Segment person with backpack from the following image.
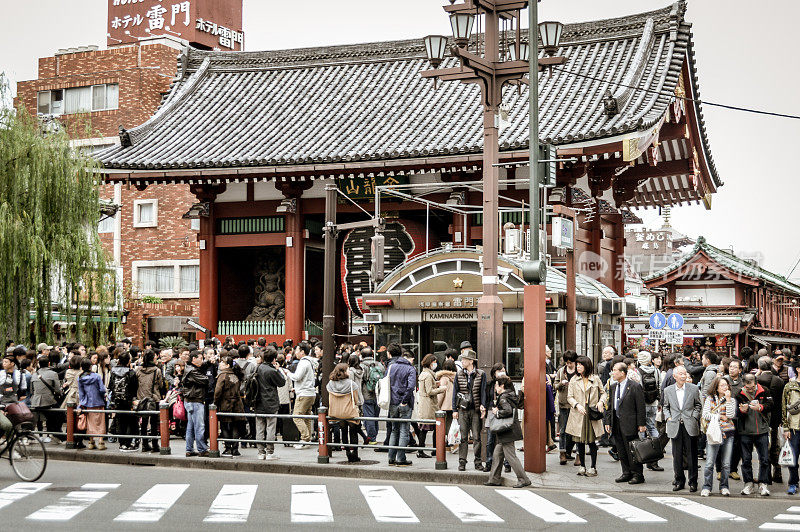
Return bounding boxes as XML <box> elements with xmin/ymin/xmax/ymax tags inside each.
<box><xmin>215</xmin><ymin>355</ymin><xmax>245</xmax><ymax>457</ymax></box>
<box><xmin>638</xmin><ymin>351</ymin><xmax>664</xmax><ymax>472</ymax></box>
<box><xmin>252</xmin><ymin>347</ymin><xmax>286</xmax><ymax>460</ymax></box>
<box><xmin>136</xmin><ymin>350</ymin><xmax>163</xmax><ymax>453</ymax></box>
<box><xmin>110</xmin><ymin>352</ymin><xmax>138</xmax><ymax>451</ymax></box>
<box><xmin>360</xmin><ymin>347</ymin><xmax>382</xmax><ymax>444</ymax></box>
<box><xmin>235</xmin><ymin>344</ymin><xmax>257</xmax><ymax>448</ymax></box>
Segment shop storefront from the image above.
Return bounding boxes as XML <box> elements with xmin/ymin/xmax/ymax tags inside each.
<box><xmin>364</xmin><ymin>248</ymin><xmax>627</xmax><ymax>377</ymax></box>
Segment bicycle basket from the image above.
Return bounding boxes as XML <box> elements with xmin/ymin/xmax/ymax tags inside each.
<box><xmin>5</xmin><ymin>402</ymin><xmax>33</xmax><ymax>426</ymax></box>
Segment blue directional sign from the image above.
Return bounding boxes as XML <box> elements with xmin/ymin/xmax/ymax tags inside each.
<box><xmin>667</xmin><ymin>313</ymin><xmax>684</xmax><ymax>331</ymax></box>
<box><xmin>649</xmin><ymin>312</ymin><xmax>666</xmax><ymax>330</ymax></box>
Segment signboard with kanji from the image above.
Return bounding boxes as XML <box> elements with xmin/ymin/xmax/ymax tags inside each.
<box><xmin>625</xmin><ymin>228</ymin><xmax>673</xmax><ymax>256</ymax></box>
<box><xmin>108</xmin><ymin>0</ymin><xmax>243</xmax><ymax>50</ymax></box>
<box><xmin>340</xmin><ymin>174</ymin><xmax>409</xmax><ymax>201</ymax></box>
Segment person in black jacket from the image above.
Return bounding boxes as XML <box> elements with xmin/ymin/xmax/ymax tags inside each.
<box><xmin>254</xmin><ymin>347</ymin><xmax>286</xmax><ymax>460</ymax></box>
<box><xmin>604</xmin><ymin>362</ymin><xmax>647</xmax><ymax>484</ymax></box>
<box><xmin>180</xmin><ymin>351</ymin><xmax>209</xmax><ymax>457</ymax></box>
<box><xmin>757</xmin><ymin>355</ymin><xmax>786</xmax><ymax>484</ymax></box>
<box><xmin>483</xmin><ymin>376</ymin><xmax>531</xmax><ymax>488</ymax></box>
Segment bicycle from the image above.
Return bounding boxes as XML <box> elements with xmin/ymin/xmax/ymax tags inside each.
<box><xmin>0</xmin><ymin>405</ymin><xmax>47</xmax><ymax>482</ymax></box>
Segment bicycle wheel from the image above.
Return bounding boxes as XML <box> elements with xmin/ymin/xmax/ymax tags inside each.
<box><xmin>10</xmin><ymin>431</ymin><xmax>47</xmax><ymax>482</ymax></box>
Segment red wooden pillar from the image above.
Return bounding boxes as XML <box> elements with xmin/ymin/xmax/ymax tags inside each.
<box><xmin>285</xmin><ymin>202</ymin><xmax>305</xmax><ymax>343</ymax></box>
<box><xmin>198</xmin><ymin>202</ymin><xmax>218</xmax><ymax>338</ymax></box>
<box><xmin>523</xmin><ymin>284</ymin><xmax>546</xmax><ymax>473</ymax></box>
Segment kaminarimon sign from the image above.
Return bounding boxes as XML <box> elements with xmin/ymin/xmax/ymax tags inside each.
<box><xmin>107</xmin><ymin>0</ymin><xmax>243</xmax><ymax>50</ymax></box>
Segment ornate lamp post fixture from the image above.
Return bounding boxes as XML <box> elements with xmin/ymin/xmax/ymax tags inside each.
<box><xmin>421</xmin><ymin>0</ymin><xmax>564</xmax><ymax>371</ymax></box>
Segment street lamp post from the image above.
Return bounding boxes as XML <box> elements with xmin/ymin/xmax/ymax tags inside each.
<box><xmin>423</xmin><ymin>0</ymin><xmax>564</xmax><ymax>472</ymax></box>
<box><xmin>422</xmin><ymin>1</ymin><xmax>563</xmax><ymax>373</ymax></box>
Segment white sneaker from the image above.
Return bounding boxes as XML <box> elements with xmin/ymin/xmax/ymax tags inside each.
<box><xmin>700</xmin><ymin>489</ymin><xmax>710</xmax><ymax>497</ymax></box>
<box><xmin>759</xmin><ymin>483</ymin><xmax>770</xmax><ymax>496</ymax></box>
<box><xmin>41</xmin><ymin>436</ymin><xmax>51</xmax><ymax>443</ymax></box>
<box><xmin>586</xmin><ymin>467</ymin><xmax>598</xmax><ymax>477</ymax></box>
<box><xmin>264</xmin><ymin>453</ymin><xmax>278</xmax><ymax>461</ymax></box>
<box><xmin>741</xmin><ymin>482</ymin><xmax>754</xmax><ymax>495</ymax></box>
<box><xmin>293</xmin><ymin>444</ymin><xmax>307</xmax><ymax>450</ymax></box>
<box><xmin>721</xmin><ymin>488</ymin><xmax>730</xmax><ymax>496</ymax></box>
<box><xmin>257</xmin><ymin>453</ymin><xmax>266</xmax><ymax>460</ymax></box>
<box><xmin>577</xmin><ymin>466</ymin><xmax>586</xmax><ymax>476</ymax></box>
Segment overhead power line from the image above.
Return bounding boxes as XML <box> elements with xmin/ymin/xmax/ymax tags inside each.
<box><xmin>551</xmin><ymin>66</ymin><xmax>800</xmax><ymax>121</ymax></box>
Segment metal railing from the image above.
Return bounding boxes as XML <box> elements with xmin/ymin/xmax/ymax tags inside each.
<box><xmin>218</xmin><ymin>320</ymin><xmax>285</xmax><ymax>336</ymax></box>
<box><xmin>31</xmin><ymin>403</ymin><xmax>450</xmax><ymax>469</ymax></box>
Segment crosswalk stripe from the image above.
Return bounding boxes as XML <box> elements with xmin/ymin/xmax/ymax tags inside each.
<box><xmin>359</xmin><ymin>486</ymin><xmax>419</xmax><ymax>523</ymax></box>
<box><xmin>291</xmin><ymin>485</ymin><xmax>333</xmax><ymax>523</ymax></box>
<box><xmin>426</xmin><ymin>486</ymin><xmax>503</xmax><ymax>523</ymax></box>
<box><xmin>649</xmin><ymin>496</ymin><xmax>746</xmax><ymax>522</ymax></box>
<box><xmin>0</xmin><ymin>483</ymin><xmax>51</xmax><ymax>511</ymax></box>
<box><xmin>776</xmin><ymin>515</ymin><xmax>800</xmax><ymax>522</ymax></box>
<box><xmin>571</xmin><ymin>493</ymin><xmax>666</xmax><ymax>523</ymax></box>
<box><xmin>497</xmin><ymin>490</ymin><xmax>586</xmax><ymax>523</ymax></box>
<box><xmin>760</xmin><ymin>524</ymin><xmax>800</xmax><ymax>531</ymax></box>
<box><xmin>82</xmin><ymin>484</ymin><xmax>121</xmax><ymax>490</ymax></box>
<box><xmin>114</xmin><ymin>484</ymin><xmax>189</xmax><ymax>522</ymax></box>
<box><xmin>789</xmin><ymin>508</ymin><xmax>800</xmax><ymax>514</ymax></box>
<box><xmin>204</xmin><ymin>485</ymin><xmax>258</xmax><ymax>523</ymax></box>
<box><xmin>27</xmin><ymin>490</ymin><xmax>112</xmax><ymax>521</ymax></box>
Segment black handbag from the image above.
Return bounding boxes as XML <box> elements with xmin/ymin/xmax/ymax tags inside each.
<box><xmin>629</xmin><ymin>436</ymin><xmax>664</xmax><ymax>464</ymax></box>
<box><xmin>587</xmin><ymin>405</ymin><xmax>604</xmax><ymax>421</ymax></box>
<box><xmin>489</xmin><ymin>414</ymin><xmax>514</xmax><ymax>434</ymax></box>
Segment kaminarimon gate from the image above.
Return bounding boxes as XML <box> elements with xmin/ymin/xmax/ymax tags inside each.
<box><xmin>98</xmin><ymin>2</ymin><xmax>720</xmax><ymax>366</ymax></box>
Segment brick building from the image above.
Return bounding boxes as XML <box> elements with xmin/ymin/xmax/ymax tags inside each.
<box><xmin>14</xmin><ymin>0</ymin><xmax>244</xmax><ymax>346</ymax></box>
<box><xmin>15</xmin><ymin>37</ymin><xmax>200</xmax><ymax>345</ymax></box>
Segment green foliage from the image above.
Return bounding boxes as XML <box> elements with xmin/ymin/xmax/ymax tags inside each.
<box><xmin>141</xmin><ymin>296</ymin><xmax>164</xmax><ymax>304</ymax></box>
<box><xmin>159</xmin><ymin>335</ymin><xmax>188</xmax><ymax>350</ymax></box>
<box><xmin>0</xmin><ymin>73</ymin><xmax>113</xmax><ymax>347</ymax></box>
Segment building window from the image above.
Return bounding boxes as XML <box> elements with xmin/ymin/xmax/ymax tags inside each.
<box><xmin>180</xmin><ymin>265</ymin><xmax>200</xmax><ymax>293</ymax></box>
<box><xmin>98</xmin><ymin>213</ymin><xmax>115</xmax><ymax>234</ymax></box>
<box><xmin>37</xmin><ymin>84</ymin><xmax>119</xmax><ymax>116</ymax></box>
<box><xmin>133</xmin><ymin>199</ymin><xmax>158</xmax><ymax>228</ymax></box>
<box><xmin>137</xmin><ymin>266</ymin><xmax>174</xmax><ymax>293</ymax></box>
<box><xmin>133</xmin><ymin>260</ymin><xmax>200</xmax><ymax>298</ymax></box>
<box><xmin>37</xmin><ymin>89</ymin><xmax>63</xmax><ymax>115</ymax></box>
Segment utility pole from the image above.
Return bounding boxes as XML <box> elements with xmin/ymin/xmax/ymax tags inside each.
<box><xmin>321</xmin><ymin>182</ymin><xmax>337</xmax><ymax>406</ymax></box>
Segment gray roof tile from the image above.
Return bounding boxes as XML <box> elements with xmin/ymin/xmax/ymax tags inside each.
<box><xmin>98</xmin><ymin>1</ymin><xmax>717</xmax><ymax>191</ymax></box>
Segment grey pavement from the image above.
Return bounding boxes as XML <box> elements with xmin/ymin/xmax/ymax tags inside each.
<box><xmin>43</xmin><ymin>432</ymin><xmax>800</xmax><ymax>499</ymax></box>
<box><xmin>0</xmin><ymin>461</ymin><xmax>796</xmax><ymax>531</ymax></box>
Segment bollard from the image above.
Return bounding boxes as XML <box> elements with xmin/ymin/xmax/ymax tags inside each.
<box><xmin>435</xmin><ymin>410</ymin><xmax>447</xmax><ymax>470</ymax></box>
<box><xmin>317</xmin><ymin>407</ymin><xmax>329</xmax><ymax>464</ymax></box>
<box><xmin>208</xmin><ymin>404</ymin><xmax>220</xmax><ymax>458</ymax></box>
<box><xmin>65</xmin><ymin>402</ymin><xmax>76</xmax><ymax>449</ymax></box>
<box><xmin>159</xmin><ymin>403</ymin><xmax>171</xmax><ymax>455</ymax></box>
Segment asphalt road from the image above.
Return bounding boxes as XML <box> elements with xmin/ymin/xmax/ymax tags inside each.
<box><xmin>0</xmin><ymin>461</ymin><xmax>797</xmax><ymax>531</ymax></box>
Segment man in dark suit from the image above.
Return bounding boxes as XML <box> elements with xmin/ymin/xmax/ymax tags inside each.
<box><xmin>605</xmin><ymin>362</ymin><xmax>647</xmax><ymax>484</ymax></box>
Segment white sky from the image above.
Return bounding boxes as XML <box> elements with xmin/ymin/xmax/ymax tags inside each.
<box><xmin>2</xmin><ymin>0</ymin><xmax>799</xmax><ymax>278</ymax></box>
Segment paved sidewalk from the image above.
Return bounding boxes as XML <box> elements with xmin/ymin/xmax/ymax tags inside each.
<box><xmin>44</xmin><ymin>435</ymin><xmax>799</xmax><ymax>499</ymax></box>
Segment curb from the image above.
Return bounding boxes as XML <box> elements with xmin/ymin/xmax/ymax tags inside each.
<box><xmin>47</xmin><ymin>449</ymin><xmax>493</xmax><ymax>486</ymax></box>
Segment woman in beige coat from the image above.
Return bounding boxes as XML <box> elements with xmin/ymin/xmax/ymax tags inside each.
<box><xmin>417</xmin><ymin>354</ymin><xmax>446</xmax><ymax>458</ymax></box>
<box><xmin>566</xmin><ymin>356</ymin><xmax>607</xmax><ymax>477</ymax></box>
<box><xmin>436</xmin><ymin>359</ymin><xmax>457</xmax><ymax>436</ymax></box>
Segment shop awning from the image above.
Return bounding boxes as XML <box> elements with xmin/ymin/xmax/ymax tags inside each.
<box><xmin>751</xmin><ymin>334</ymin><xmax>800</xmax><ymax>347</ymax></box>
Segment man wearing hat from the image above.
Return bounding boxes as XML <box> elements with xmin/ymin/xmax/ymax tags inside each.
<box><xmin>36</xmin><ymin>343</ymin><xmax>52</xmax><ymax>358</ymax></box>
<box><xmin>452</xmin><ymin>349</ymin><xmax>488</xmax><ymax>471</ymax></box>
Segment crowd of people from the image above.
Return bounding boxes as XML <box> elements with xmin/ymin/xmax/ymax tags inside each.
<box><xmin>548</xmin><ymin>343</ymin><xmax>800</xmax><ymax>497</ymax></box>
<box><xmin>13</xmin><ymin>334</ymin><xmax>798</xmax><ymax>496</ymax></box>
<box><xmin>0</xmin><ymin>336</ymin><xmax>530</xmax><ymax>486</ymax></box>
